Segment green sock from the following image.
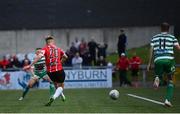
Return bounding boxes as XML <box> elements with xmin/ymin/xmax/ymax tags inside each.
<box><xmin>166</xmin><ymin>80</ymin><xmax>174</xmax><ymax>101</ymax></box>
<box><xmin>22</xmin><ymin>86</ymin><xmax>30</xmax><ymax>98</ymax></box>
<box><xmin>49</xmin><ymin>83</ymin><xmax>55</xmax><ymax>97</ymax></box>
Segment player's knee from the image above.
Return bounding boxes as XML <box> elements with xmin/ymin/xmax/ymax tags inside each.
<box><xmin>29</xmin><ymin>80</ymin><xmax>35</xmax><ymax>88</ymax></box>
<box><xmin>56</xmin><ymin>83</ymin><xmax>63</xmax><ymax>88</ymax></box>
<box><xmin>28</xmin><ymin>84</ymin><xmax>33</xmax><ymax>88</ymax></box>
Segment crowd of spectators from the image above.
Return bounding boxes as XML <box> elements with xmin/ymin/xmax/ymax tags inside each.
<box><xmin>64</xmin><ymin>38</ymin><xmax>108</xmax><ymax>68</ymax></box>
<box><xmin>0</xmin><ymin>54</ymin><xmax>31</xmax><ymax>70</ymax></box>
<box><xmin>0</xmin><ymin>30</ymin><xmax>127</xmax><ymax>71</ymax></box>
<box><xmin>0</xmin><ymin>37</ymin><xmax>109</xmax><ymax>70</ymax></box>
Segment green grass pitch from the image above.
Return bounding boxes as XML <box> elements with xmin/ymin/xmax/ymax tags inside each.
<box><xmin>0</xmin><ymin>87</ymin><xmax>180</xmax><ymax>113</ymax></box>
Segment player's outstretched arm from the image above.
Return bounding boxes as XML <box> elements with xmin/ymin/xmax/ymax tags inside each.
<box><xmin>31</xmin><ymin>55</ymin><xmax>42</xmax><ymax>66</ymax></box>
<box><xmin>61</xmin><ymin>53</ymin><xmax>68</xmax><ymax>64</ymax></box>
<box><xmin>23</xmin><ymin>55</ymin><xmax>42</xmax><ymax>70</ymax></box>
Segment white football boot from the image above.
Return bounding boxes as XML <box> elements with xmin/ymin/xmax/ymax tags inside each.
<box><xmin>164</xmin><ymin>99</ymin><xmax>173</xmax><ymax>107</ymax></box>
<box><xmin>18</xmin><ymin>97</ymin><xmax>23</xmax><ymax>101</ymax></box>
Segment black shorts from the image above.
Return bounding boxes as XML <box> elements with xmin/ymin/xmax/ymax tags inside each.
<box><xmin>47</xmin><ymin>70</ymin><xmax>65</xmax><ymax>83</ymax></box>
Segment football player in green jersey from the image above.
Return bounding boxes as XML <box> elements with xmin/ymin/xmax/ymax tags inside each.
<box><xmin>19</xmin><ymin>48</ymin><xmax>65</xmax><ymax>101</ymax></box>
<box><xmin>147</xmin><ymin>22</ymin><xmax>180</xmax><ymax>107</ymax></box>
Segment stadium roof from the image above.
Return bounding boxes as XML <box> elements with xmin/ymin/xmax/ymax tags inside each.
<box><xmin>0</xmin><ymin>0</ymin><xmax>180</xmax><ymax>30</ymax></box>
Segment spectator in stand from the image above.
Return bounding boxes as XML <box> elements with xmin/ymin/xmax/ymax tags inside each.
<box><xmin>64</xmin><ymin>49</ymin><xmax>73</xmax><ymax>66</ymax></box>
<box><xmin>107</xmin><ymin>61</ymin><xmax>116</xmax><ymax>80</ymax></box>
<box><xmin>79</xmin><ymin>38</ymin><xmax>87</xmax><ymax>56</ymax></box>
<box><xmin>129</xmin><ymin>51</ymin><xmax>142</xmax><ymax>88</ymax></box>
<box><xmin>0</xmin><ymin>56</ymin><xmax>10</xmax><ymax>70</ymax></box>
<box><xmin>107</xmin><ymin>61</ymin><xmax>113</xmax><ymax>68</ymax></box>
<box><xmin>82</xmin><ymin>49</ymin><xmax>91</xmax><ymax>66</ymax></box>
<box><xmin>97</xmin><ymin>43</ymin><xmax>108</xmax><ymax>59</ymax></box>
<box><xmin>116</xmin><ymin>53</ymin><xmax>131</xmax><ymax>87</ymax></box>
<box><xmin>72</xmin><ymin>52</ymin><xmax>83</xmax><ymax>69</ymax></box>
<box><xmin>74</xmin><ymin>37</ymin><xmax>81</xmax><ymax>51</ymax></box>
<box><xmin>9</xmin><ymin>54</ymin><xmax>21</xmax><ymax>68</ymax></box>
<box><xmin>96</xmin><ymin>56</ymin><xmax>107</xmax><ymax>66</ymax></box>
<box><xmin>22</xmin><ymin>59</ymin><xmax>30</xmax><ymax>67</ymax></box>
<box><xmin>117</xmin><ymin>30</ymin><xmax>127</xmax><ymax>57</ymax></box>
<box><xmin>21</xmin><ymin>54</ymin><xmax>31</xmax><ymax>67</ymax></box>
<box><xmin>70</xmin><ymin>42</ymin><xmax>78</xmax><ymax>56</ymax></box>
<box><xmin>88</xmin><ymin>38</ymin><xmax>98</xmax><ymax>65</ymax></box>
<box><xmin>8</xmin><ymin>55</ymin><xmax>14</xmax><ymax>68</ymax></box>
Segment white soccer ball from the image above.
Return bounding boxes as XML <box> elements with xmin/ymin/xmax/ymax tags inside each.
<box><xmin>109</xmin><ymin>89</ymin><xmax>119</xmax><ymax>100</ymax></box>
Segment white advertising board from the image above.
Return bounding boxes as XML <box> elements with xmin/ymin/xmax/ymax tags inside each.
<box><xmin>0</xmin><ymin>68</ymin><xmax>112</xmax><ymax>90</ymax></box>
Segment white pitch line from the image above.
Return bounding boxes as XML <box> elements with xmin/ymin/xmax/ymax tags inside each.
<box><xmin>127</xmin><ymin>93</ymin><xmax>164</xmax><ymax>105</ymax></box>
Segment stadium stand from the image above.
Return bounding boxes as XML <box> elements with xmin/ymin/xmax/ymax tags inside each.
<box><xmin>0</xmin><ymin>0</ymin><xmax>179</xmax><ymax>33</ymax></box>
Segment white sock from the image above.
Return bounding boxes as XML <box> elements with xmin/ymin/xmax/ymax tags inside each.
<box><xmin>53</xmin><ymin>87</ymin><xmax>63</xmax><ymax>99</ymax></box>
<box><xmin>61</xmin><ymin>92</ymin><xmax>65</xmax><ymax>98</ymax></box>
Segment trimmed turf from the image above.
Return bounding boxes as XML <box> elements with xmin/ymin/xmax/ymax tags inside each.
<box><xmin>0</xmin><ymin>87</ymin><xmax>180</xmax><ymax>113</ymax></box>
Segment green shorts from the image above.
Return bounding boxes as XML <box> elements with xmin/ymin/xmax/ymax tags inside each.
<box><xmin>154</xmin><ymin>59</ymin><xmax>175</xmax><ymax>78</ymax></box>
<box><xmin>33</xmin><ymin>70</ymin><xmax>47</xmax><ymax>79</ymax></box>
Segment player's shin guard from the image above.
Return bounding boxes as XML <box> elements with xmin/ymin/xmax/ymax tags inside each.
<box><xmin>165</xmin><ymin>80</ymin><xmax>174</xmax><ymax>101</ymax></box>
<box><xmin>49</xmin><ymin>82</ymin><xmax>55</xmax><ymax>97</ymax></box>
<box><xmin>22</xmin><ymin>86</ymin><xmax>30</xmax><ymax>98</ymax></box>
<box><xmin>53</xmin><ymin>87</ymin><xmax>63</xmax><ymax>99</ymax></box>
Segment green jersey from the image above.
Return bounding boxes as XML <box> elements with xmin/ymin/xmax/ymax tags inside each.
<box><xmin>34</xmin><ymin>56</ymin><xmax>46</xmax><ymax>74</ymax></box>
<box><xmin>151</xmin><ymin>32</ymin><xmax>179</xmax><ymax>62</ymax></box>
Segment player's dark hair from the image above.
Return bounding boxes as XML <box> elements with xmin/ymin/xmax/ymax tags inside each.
<box><xmin>161</xmin><ymin>22</ymin><xmax>170</xmax><ymax>32</ymax></box>
<box><xmin>45</xmin><ymin>36</ymin><xmax>54</xmax><ymax>43</ymax></box>
<box><xmin>35</xmin><ymin>48</ymin><xmax>41</xmax><ymax>50</ymax></box>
